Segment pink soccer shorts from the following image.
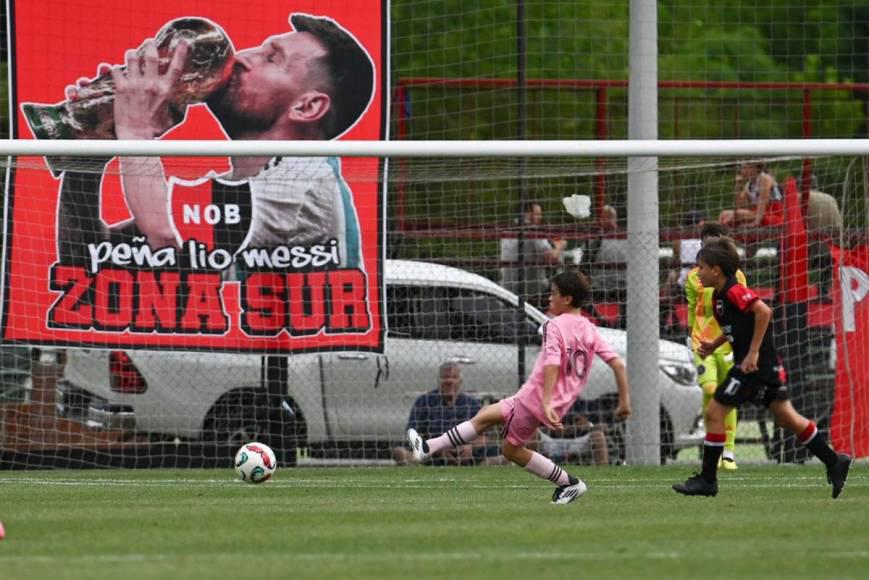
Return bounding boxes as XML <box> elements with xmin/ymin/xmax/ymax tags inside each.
<box><xmin>499</xmin><ymin>395</ymin><xmax>542</xmax><ymax>447</ymax></box>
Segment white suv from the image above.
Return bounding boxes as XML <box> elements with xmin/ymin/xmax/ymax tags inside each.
<box><xmin>57</xmin><ymin>259</ymin><xmax>704</xmax><ymax>463</ymax></box>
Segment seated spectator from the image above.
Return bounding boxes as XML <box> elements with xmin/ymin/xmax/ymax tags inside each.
<box><xmin>806</xmin><ymin>190</ymin><xmax>843</xmax><ymax>298</ymax></box>
<box><xmin>535</xmin><ymin>412</ymin><xmax>610</xmax><ymax>465</ymax></box>
<box><xmin>393</xmin><ymin>362</ymin><xmax>506</xmax><ymax>466</ymax></box>
<box><xmin>595</xmin><ymin>204</ymin><xmax>628</xmax><ymax>265</ymax></box>
<box><xmin>670</xmin><ymin>210</ymin><xmax>707</xmax><ymax>288</ymax></box>
<box><xmin>806</xmin><ymin>190</ymin><xmax>843</xmax><ymax>234</ymax></box>
<box><xmin>661</xmin><ymin>210</ymin><xmax>706</xmax><ymax>334</ymax></box>
<box><xmin>587</xmin><ymin>204</ymin><xmax>628</xmax><ymax>327</ymax></box>
<box><xmin>500</xmin><ymin>200</ymin><xmax>567</xmax><ymax>308</ymax></box>
<box><xmin>719</xmin><ymin>161</ymin><xmax>783</xmax><ymax>228</ymax></box>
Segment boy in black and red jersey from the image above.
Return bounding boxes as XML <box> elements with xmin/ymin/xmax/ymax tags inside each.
<box><xmin>673</xmin><ymin>237</ymin><xmax>851</xmax><ymax>498</ymax></box>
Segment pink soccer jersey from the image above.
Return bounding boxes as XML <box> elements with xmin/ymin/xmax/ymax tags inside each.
<box><xmin>514</xmin><ymin>313</ymin><xmax>619</xmax><ymax>426</ymax></box>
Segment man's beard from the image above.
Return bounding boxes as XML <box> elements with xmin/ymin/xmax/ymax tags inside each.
<box><xmin>206</xmin><ymin>80</ymin><xmax>280</xmax><ymax>139</ymax></box>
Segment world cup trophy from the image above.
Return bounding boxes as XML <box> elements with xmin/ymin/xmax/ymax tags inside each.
<box><xmin>21</xmin><ymin>17</ymin><xmax>235</xmax><ymax>143</ymax></box>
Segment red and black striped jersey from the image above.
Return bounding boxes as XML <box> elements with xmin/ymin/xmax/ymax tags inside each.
<box><xmin>712</xmin><ymin>277</ymin><xmax>779</xmax><ymax>373</ymax></box>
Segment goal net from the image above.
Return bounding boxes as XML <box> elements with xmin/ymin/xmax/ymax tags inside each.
<box><xmin>2</xmin><ymin>0</ymin><xmax>869</xmax><ymax>471</ymax></box>
<box><xmin>1</xmin><ymin>146</ymin><xmax>867</xmax><ymax>470</ymax></box>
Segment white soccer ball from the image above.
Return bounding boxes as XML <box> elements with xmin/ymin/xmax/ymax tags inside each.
<box><xmin>234</xmin><ymin>442</ymin><xmax>277</xmax><ymax>484</ymax></box>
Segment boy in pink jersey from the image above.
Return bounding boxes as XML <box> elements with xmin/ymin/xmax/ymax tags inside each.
<box><xmin>407</xmin><ymin>271</ymin><xmax>631</xmax><ymax>504</ymax></box>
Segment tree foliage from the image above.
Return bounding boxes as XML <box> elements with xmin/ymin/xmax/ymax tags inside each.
<box><xmin>392</xmin><ymin>0</ymin><xmax>867</xmax><ymax>141</ymax></box>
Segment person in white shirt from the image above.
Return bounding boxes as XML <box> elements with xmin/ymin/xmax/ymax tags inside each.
<box><xmin>500</xmin><ymin>201</ymin><xmax>567</xmax><ymax>306</ymax></box>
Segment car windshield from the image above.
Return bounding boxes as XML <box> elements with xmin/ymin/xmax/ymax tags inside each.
<box><xmin>446</xmin><ymin>289</ymin><xmax>541</xmax><ymax>345</ymax></box>
<box><xmin>386</xmin><ymin>284</ymin><xmax>541</xmax><ymax>345</ymax></box>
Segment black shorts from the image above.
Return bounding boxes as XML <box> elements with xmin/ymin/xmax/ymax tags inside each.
<box><xmin>713</xmin><ymin>367</ymin><xmax>788</xmax><ymax>407</ymax></box>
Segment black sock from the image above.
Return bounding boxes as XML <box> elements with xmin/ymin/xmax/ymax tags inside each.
<box><xmin>805</xmin><ymin>437</ymin><xmax>838</xmax><ymax>467</ymax></box>
<box><xmin>798</xmin><ymin>422</ymin><xmax>838</xmax><ymax>467</ymax></box>
<box><xmin>701</xmin><ymin>443</ymin><xmax>724</xmax><ymax>483</ymax></box>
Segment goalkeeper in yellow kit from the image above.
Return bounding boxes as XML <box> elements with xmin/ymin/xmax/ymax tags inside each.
<box><xmin>684</xmin><ymin>222</ymin><xmax>745</xmax><ymax>469</ymax></box>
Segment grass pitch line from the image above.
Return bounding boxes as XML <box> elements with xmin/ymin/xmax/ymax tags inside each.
<box><xmin>4</xmin><ymin>549</ymin><xmax>869</xmax><ymax>565</ymax></box>
<box><xmin>0</xmin><ymin>473</ymin><xmax>864</xmax><ymax>490</ymax></box>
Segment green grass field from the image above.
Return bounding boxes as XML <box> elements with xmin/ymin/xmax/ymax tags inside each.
<box><xmin>0</xmin><ymin>465</ymin><xmax>866</xmax><ymax>580</ymax></box>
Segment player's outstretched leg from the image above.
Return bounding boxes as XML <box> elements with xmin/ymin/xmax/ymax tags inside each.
<box><xmin>407</xmin><ymin>404</ymin><xmax>503</xmax><ymax>464</ymax></box>
<box><xmin>406</xmin><ymin>428</ymin><xmax>429</xmax><ymax>463</ymax></box>
<box><xmin>827</xmin><ymin>453</ymin><xmax>852</xmax><ymax>500</ymax></box>
<box><xmin>551</xmin><ymin>477</ymin><xmax>588</xmax><ymax>505</ymax></box>
<box><xmin>798</xmin><ymin>422</ymin><xmax>851</xmax><ymax>499</ymax></box>
<box><xmin>503</xmin><ymin>441</ymin><xmax>586</xmax><ymax>504</ymax></box>
<box><xmin>772</xmin><ymin>401</ymin><xmax>852</xmax><ymax>499</ymax></box>
<box><xmin>526</xmin><ymin>451</ymin><xmax>586</xmax><ymax>504</ymax></box>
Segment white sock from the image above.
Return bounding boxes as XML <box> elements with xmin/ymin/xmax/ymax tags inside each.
<box><xmin>524</xmin><ymin>451</ymin><xmax>571</xmax><ymax>486</ymax></box>
<box><xmin>723</xmin><ymin>450</ymin><xmax>735</xmax><ymax>461</ymax></box>
<box><xmin>425</xmin><ymin>421</ymin><xmax>479</xmax><ymax>455</ymax></box>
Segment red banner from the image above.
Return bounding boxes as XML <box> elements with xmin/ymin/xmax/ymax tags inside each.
<box><xmin>778</xmin><ymin>177</ymin><xmax>810</xmax><ymax>303</ymax></box>
<box><xmin>830</xmin><ymin>244</ymin><xmax>869</xmax><ymax>458</ymax></box>
<box><xmin>2</xmin><ymin>0</ymin><xmax>387</xmax><ymax>353</ymax></box>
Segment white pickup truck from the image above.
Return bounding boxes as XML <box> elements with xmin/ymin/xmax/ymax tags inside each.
<box><xmin>57</xmin><ymin>259</ymin><xmax>704</xmax><ymax>463</ymax></box>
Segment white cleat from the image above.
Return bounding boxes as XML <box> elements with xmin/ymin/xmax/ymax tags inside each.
<box><xmin>407</xmin><ymin>428</ymin><xmax>429</xmax><ymax>463</ymax></box>
<box><xmin>551</xmin><ymin>478</ymin><xmax>587</xmax><ymax>505</ymax></box>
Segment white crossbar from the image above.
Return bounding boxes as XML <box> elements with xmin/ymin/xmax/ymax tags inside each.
<box><xmin>0</xmin><ymin>139</ymin><xmax>866</xmax><ymax>157</ymax></box>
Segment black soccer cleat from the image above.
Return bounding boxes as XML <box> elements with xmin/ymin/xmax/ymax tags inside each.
<box><xmin>672</xmin><ymin>473</ymin><xmax>718</xmax><ymax>497</ymax></box>
<box><xmin>826</xmin><ymin>454</ymin><xmax>852</xmax><ymax>499</ymax></box>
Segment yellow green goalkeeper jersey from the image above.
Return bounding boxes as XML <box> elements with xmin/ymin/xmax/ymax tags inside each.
<box><xmin>685</xmin><ymin>267</ymin><xmax>747</xmax><ymax>354</ymax></box>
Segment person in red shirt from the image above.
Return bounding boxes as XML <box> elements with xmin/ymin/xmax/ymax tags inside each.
<box><xmin>673</xmin><ymin>237</ymin><xmax>851</xmax><ymax>498</ymax></box>
<box><xmin>719</xmin><ymin>161</ymin><xmax>784</xmax><ymax>227</ymax></box>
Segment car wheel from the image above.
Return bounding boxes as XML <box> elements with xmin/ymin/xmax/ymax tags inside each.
<box><xmin>659</xmin><ymin>410</ymin><xmax>675</xmax><ymax>465</ymax></box>
<box><xmin>205</xmin><ymin>389</ymin><xmax>305</xmax><ymax>466</ymax></box>
<box><xmin>206</xmin><ymin>389</ymin><xmax>269</xmax><ymax>445</ymax></box>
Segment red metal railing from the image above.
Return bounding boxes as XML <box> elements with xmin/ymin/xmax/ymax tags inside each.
<box><xmin>393</xmin><ymin>77</ymin><xmax>869</xmax><ymax>233</ymax></box>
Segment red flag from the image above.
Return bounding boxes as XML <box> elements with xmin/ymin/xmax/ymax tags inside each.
<box><xmin>830</xmin><ymin>244</ymin><xmax>869</xmax><ymax>458</ymax></box>
<box><xmin>779</xmin><ymin>176</ymin><xmax>810</xmax><ymax>303</ymax></box>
